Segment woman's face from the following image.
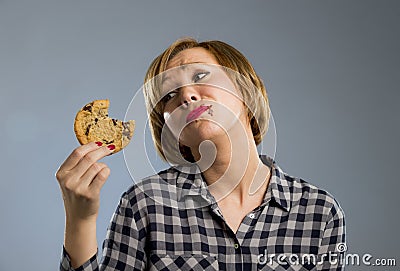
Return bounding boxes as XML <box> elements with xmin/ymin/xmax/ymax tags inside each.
<box><xmin>160</xmin><ymin>47</ymin><xmax>249</xmax><ymax>149</ymax></box>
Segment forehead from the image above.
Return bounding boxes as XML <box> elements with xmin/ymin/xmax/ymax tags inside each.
<box><xmin>166</xmin><ymin>47</ymin><xmax>219</xmax><ymax>70</ymax></box>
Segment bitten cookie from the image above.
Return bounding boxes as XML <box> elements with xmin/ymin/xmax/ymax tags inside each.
<box><xmin>74</xmin><ymin>99</ymin><xmax>135</xmax><ymax>153</ymax></box>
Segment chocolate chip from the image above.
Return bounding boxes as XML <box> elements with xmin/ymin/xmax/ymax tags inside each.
<box><xmin>104</xmin><ymin>140</ymin><xmax>114</xmax><ymax>144</ymax></box>
<box><xmin>112</xmin><ymin>119</ymin><xmax>117</xmax><ymax>126</ymax></box>
<box><xmin>85</xmin><ymin>124</ymin><xmax>91</xmax><ymax>136</ymax></box>
<box><xmin>95</xmin><ymin>118</ymin><xmax>98</xmax><ymax>123</ymax></box>
<box><xmin>83</xmin><ymin>105</ymin><xmax>92</xmax><ymax>112</ymax></box>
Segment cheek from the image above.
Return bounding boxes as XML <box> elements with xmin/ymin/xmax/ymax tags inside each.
<box><xmin>163</xmin><ymin>102</ymin><xmax>178</xmax><ymax>115</ymax></box>
<box><xmin>163</xmin><ymin>109</ymin><xmax>186</xmax><ymax>139</ymax></box>
<box><xmin>216</xmin><ymin>91</ymin><xmax>245</xmax><ymax>117</ymax></box>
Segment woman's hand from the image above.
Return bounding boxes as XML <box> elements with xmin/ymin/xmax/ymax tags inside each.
<box><xmin>56</xmin><ymin>142</ymin><xmax>112</xmax><ymax>221</ymax></box>
<box><xmin>56</xmin><ymin>142</ymin><xmax>113</xmax><ymax>268</ymax></box>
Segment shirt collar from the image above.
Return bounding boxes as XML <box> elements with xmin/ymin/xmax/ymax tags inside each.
<box><xmin>259</xmin><ymin>155</ymin><xmax>291</xmax><ymax>212</ymax></box>
<box><xmin>172</xmin><ymin>155</ymin><xmax>292</xmax><ymax>212</ymax></box>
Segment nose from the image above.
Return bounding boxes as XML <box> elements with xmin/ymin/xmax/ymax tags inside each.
<box><xmin>180</xmin><ymin>86</ymin><xmax>200</xmax><ymax>107</ymax></box>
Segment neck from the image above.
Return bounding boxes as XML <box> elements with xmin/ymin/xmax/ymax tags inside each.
<box><xmin>190</xmin><ymin>122</ymin><xmax>271</xmax><ymax>204</ymax></box>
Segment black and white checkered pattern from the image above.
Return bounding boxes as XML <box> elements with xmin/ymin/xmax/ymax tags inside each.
<box><xmin>60</xmin><ymin>155</ymin><xmax>346</xmax><ymax>270</ymax></box>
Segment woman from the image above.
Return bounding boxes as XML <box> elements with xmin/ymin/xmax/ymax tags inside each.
<box><xmin>57</xmin><ymin>38</ymin><xmax>345</xmax><ymax>270</ymax></box>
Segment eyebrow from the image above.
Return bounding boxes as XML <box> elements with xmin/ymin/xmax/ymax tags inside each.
<box><xmin>161</xmin><ymin>62</ymin><xmax>207</xmax><ymax>84</ymax></box>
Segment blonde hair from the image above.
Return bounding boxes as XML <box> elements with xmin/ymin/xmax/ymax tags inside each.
<box><xmin>143</xmin><ymin>37</ymin><xmax>270</xmax><ymax>161</ymax></box>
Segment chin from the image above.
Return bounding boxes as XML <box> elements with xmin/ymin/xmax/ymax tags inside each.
<box><xmin>180</xmin><ymin>120</ymin><xmax>226</xmax><ymax>146</ymax></box>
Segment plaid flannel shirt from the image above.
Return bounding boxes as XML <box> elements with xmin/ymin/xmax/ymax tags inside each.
<box><xmin>60</xmin><ymin>155</ymin><xmax>346</xmax><ymax>270</ymax></box>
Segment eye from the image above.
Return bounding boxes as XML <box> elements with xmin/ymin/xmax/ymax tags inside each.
<box><xmin>162</xmin><ymin>91</ymin><xmax>178</xmax><ymax>103</ymax></box>
<box><xmin>193</xmin><ymin>71</ymin><xmax>209</xmax><ymax>82</ymax></box>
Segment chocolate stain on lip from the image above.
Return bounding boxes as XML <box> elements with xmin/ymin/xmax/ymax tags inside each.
<box><xmin>207</xmin><ymin>105</ymin><xmax>213</xmax><ymax>116</ymax></box>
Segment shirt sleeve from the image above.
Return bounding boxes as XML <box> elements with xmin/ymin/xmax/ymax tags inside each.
<box><xmin>59</xmin><ymin>191</ymin><xmax>147</xmax><ymax>271</ymax></box>
<box><xmin>60</xmin><ymin>246</ymin><xmax>99</xmax><ymax>271</ymax></box>
<box><xmin>317</xmin><ymin>198</ymin><xmax>346</xmax><ymax>271</ymax></box>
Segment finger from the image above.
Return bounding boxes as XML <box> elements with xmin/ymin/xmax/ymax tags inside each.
<box><xmin>71</xmin><ymin>145</ymin><xmax>112</xmax><ymax>177</ymax></box>
<box><xmin>90</xmin><ymin>167</ymin><xmax>111</xmax><ymax>193</ymax></box>
<box><xmin>80</xmin><ymin>162</ymin><xmax>108</xmax><ymax>187</ymax></box>
<box><xmin>59</xmin><ymin>142</ymin><xmax>102</xmax><ymax>172</ymax></box>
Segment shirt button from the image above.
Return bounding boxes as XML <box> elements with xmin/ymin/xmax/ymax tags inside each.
<box><xmin>249</xmin><ymin>213</ymin><xmax>255</xmax><ymax>219</ymax></box>
<box><xmin>234</xmin><ymin>243</ymin><xmax>239</xmax><ymax>249</ymax></box>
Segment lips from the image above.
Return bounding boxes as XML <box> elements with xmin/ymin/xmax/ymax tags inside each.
<box><xmin>186</xmin><ymin>105</ymin><xmax>211</xmax><ymax>123</ymax></box>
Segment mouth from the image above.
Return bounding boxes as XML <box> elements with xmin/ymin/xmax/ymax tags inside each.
<box><xmin>186</xmin><ymin>104</ymin><xmax>212</xmax><ymax>123</ymax></box>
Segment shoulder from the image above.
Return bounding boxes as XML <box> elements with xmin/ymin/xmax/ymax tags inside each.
<box><xmin>118</xmin><ymin>167</ymin><xmax>182</xmax><ymax>211</ymax></box>
<box><xmin>283</xmin><ymin>170</ymin><xmax>345</xmax><ymax>222</ymax></box>
<box><xmin>264</xmin><ymin>155</ymin><xmax>345</xmax><ymax>222</ymax></box>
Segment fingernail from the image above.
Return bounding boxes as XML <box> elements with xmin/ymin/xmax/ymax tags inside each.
<box><xmin>95</xmin><ymin>141</ymin><xmax>103</xmax><ymax>146</ymax></box>
<box><xmin>107</xmin><ymin>144</ymin><xmax>115</xmax><ymax>151</ymax></box>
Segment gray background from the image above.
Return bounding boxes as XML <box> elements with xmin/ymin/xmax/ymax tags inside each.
<box><xmin>1</xmin><ymin>1</ymin><xmax>399</xmax><ymax>270</ymax></box>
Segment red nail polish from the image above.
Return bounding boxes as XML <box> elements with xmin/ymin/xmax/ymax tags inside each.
<box><xmin>95</xmin><ymin>141</ymin><xmax>103</xmax><ymax>146</ymax></box>
<box><xmin>107</xmin><ymin>144</ymin><xmax>115</xmax><ymax>151</ymax></box>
